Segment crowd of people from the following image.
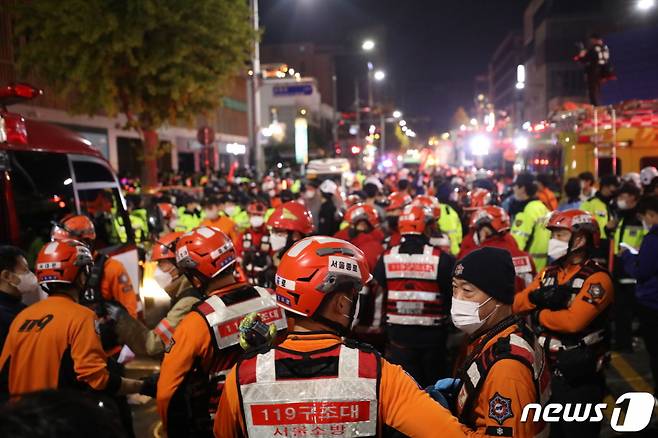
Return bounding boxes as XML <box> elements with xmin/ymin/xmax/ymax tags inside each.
<box><xmin>2</xmin><ymin>164</ymin><xmax>658</xmax><ymax>438</ymax></box>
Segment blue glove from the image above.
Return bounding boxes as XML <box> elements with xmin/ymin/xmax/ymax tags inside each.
<box><xmin>425</xmin><ymin>385</ymin><xmax>451</xmax><ymax>408</ymax></box>
<box><xmin>425</xmin><ymin>378</ymin><xmax>461</xmax><ymax>410</ymax></box>
<box><xmin>433</xmin><ymin>378</ymin><xmax>461</xmax><ymax>393</ymax></box>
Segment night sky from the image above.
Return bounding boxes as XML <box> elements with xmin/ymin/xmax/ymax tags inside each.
<box><xmin>261</xmin><ymin>0</ymin><xmax>529</xmax><ymax>135</ymax></box>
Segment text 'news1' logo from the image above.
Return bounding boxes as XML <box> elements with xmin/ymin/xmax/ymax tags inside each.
<box><xmin>521</xmin><ymin>392</ymin><xmax>655</xmax><ymax>432</ymax></box>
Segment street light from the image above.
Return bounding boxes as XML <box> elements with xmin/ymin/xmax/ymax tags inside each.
<box><xmin>362</xmin><ymin>39</ymin><xmax>375</xmax><ymax>51</ymax></box>
<box><xmin>374</xmin><ymin>70</ymin><xmax>386</xmax><ymax>81</ymax></box>
<box><xmin>637</xmin><ymin>0</ymin><xmax>655</xmax><ymax>11</ymax></box>
<box><xmin>393</xmin><ymin>110</ymin><xmax>402</xmax><ymax>119</ymax></box>
<box><xmin>399</xmin><ymin>119</ymin><xmax>407</xmax><ymax>127</ymax></box>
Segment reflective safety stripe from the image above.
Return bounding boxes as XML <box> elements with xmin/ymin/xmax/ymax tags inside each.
<box><xmin>383</xmin><ymin>245</ymin><xmax>439</xmax><ymax>280</ymax></box>
<box><xmin>512</xmin><ymin>256</ymin><xmax>533</xmax><ymax>274</ymax></box>
<box><xmin>240</xmin><ymin>345</ymin><xmax>378</xmax><ymax>438</ymax></box>
<box><xmin>387</xmin><ymin>290</ymin><xmax>440</xmax><ymax>301</ymax></box>
<box><xmin>197</xmin><ymin>286</ymin><xmax>288</xmax><ymax>351</ymax></box>
<box><xmin>386</xmin><ymin>314</ymin><xmax>446</xmax><ymax>326</ymax></box>
<box><xmin>153</xmin><ymin>319</ymin><xmax>174</xmax><ymax>344</ymax></box>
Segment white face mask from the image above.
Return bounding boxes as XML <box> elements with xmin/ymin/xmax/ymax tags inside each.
<box><xmin>224</xmin><ymin>205</ymin><xmax>236</xmax><ymax>216</ymax></box>
<box><xmin>617</xmin><ymin>199</ymin><xmax>629</xmax><ymax>210</ymax></box>
<box><xmin>250</xmin><ymin>216</ymin><xmax>265</xmax><ymax>228</ymax></box>
<box><xmin>205</xmin><ymin>210</ymin><xmax>219</xmax><ymax>220</ymax></box>
<box><xmin>304</xmin><ymin>190</ymin><xmax>316</xmax><ymax>200</ymax></box>
<box><xmin>168</xmin><ymin>219</ymin><xmax>178</xmax><ymax>230</ymax></box>
<box><xmin>269</xmin><ymin>232</ymin><xmax>288</xmax><ymax>252</ymax></box>
<box><xmin>547</xmin><ymin>238</ymin><xmax>570</xmax><ymax>261</ymax></box>
<box><xmin>642</xmin><ymin>219</ymin><xmax>652</xmax><ymax>232</ymax></box>
<box><xmin>450</xmin><ymin>296</ymin><xmax>497</xmax><ymax>335</ymax></box>
<box><xmin>14</xmin><ymin>271</ymin><xmax>40</xmax><ymax>295</ymax></box>
<box><xmin>153</xmin><ymin>266</ymin><xmax>173</xmax><ymax>290</ymax></box>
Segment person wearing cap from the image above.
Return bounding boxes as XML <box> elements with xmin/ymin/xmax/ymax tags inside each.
<box><xmin>431</xmin><ymin>247</ymin><xmax>549</xmax><ymax>438</ymax></box>
<box><xmin>156</xmin><ymin>226</ymin><xmax>287</xmax><ymax>437</ymax></box>
<box><xmin>580</xmin><ymin>174</ymin><xmax>620</xmax><ymax>261</ymax></box>
<box><xmin>103</xmin><ymin>232</ymin><xmax>202</xmax><ymax>358</ymax></box>
<box><xmin>214</xmin><ymin>236</ymin><xmax>473</xmax><ymax>438</ymax></box>
<box><xmin>610</xmin><ymin>183</ymin><xmax>645</xmax><ymax>351</ymax></box>
<box><xmin>514</xmin><ymin>210</ymin><xmax>613</xmax><ymax>438</ymax></box>
<box><xmin>317</xmin><ymin>179</ymin><xmax>343</xmax><ymax>236</ymax></box>
<box><xmin>374</xmin><ymin>204</ymin><xmax>455</xmax><ymax>387</ymax></box>
<box><xmin>508</xmin><ymin>172</ymin><xmax>551</xmax><ymax>271</ymax></box>
<box><xmin>239</xmin><ymin>200</ymin><xmax>275</xmax><ymax>288</ymax></box>
<box><xmin>383</xmin><ymin>191</ymin><xmax>413</xmax><ymax>249</ymax></box>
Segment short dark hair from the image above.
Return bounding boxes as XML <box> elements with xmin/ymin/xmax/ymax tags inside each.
<box><xmin>0</xmin><ymin>246</ymin><xmax>25</xmax><ymax>274</ymax></box>
<box><xmin>514</xmin><ymin>173</ymin><xmax>537</xmax><ymax>197</ymax></box>
<box><xmin>578</xmin><ymin>171</ymin><xmax>595</xmax><ymax>183</ymax></box>
<box><xmin>564</xmin><ymin>177</ymin><xmax>581</xmax><ymax>199</ymax></box>
<box><xmin>397</xmin><ymin>179</ymin><xmax>410</xmax><ymax>191</ymax></box>
<box><xmin>201</xmin><ymin>196</ymin><xmax>222</xmax><ymax>208</ymax></box>
<box><xmin>618</xmin><ymin>183</ymin><xmax>641</xmax><ymax>199</ymax></box>
<box><xmin>638</xmin><ymin>196</ymin><xmax>658</xmax><ymax>215</ymax></box>
<box><xmin>363</xmin><ymin>183</ymin><xmax>379</xmax><ymax>198</ymax></box>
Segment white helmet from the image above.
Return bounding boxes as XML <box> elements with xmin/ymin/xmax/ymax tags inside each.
<box><xmin>622</xmin><ymin>172</ymin><xmax>641</xmax><ymax>189</ymax></box>
<box><xmin>640</xmin><ymin>166</ymin><xmax>658</xmax><ymax>186</ymax></box>
<box><xmin>319</xmin><ymin>179</ymin><xmax>338</xmax><ymax>194</ymax></box>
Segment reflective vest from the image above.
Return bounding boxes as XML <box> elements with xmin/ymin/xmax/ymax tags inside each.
<box><xmin>613</xmin><ymin>217</ymin><xmax>646</xmax><ymax>258</ymax></box>
<box><xmin>535</xmin><ymin>260</ymin><xmax>611</xmax><ymax>371</ymax></box>
<box><xmin>512</xmin><ymin>255</ymin><xmax>534</xmax><ymax>288</ymax></box>
<box><xmin>383</xmin><ymin>244</ymin><xmax>447</xmax><ymax>326</ymax></box>
<box><xmin>195</xmin><ymin>285</ymin><xmax>288</xmax><ymax>415</ymax></box>
<box><xmin>438</xmin><ymin>203</ymin><xmax>462</xmax><ymax>255</ymax></box>
<box><xmin>455</xmin><ymin>318</ymin><xmax>551</xmax><ymax>434</ymax></box>
<box><xmin>510</xmin><ymin>200</ymin><xmax>551</xmax><ymax>271</ymax></box>
<box><xmin>580</xmin><ymin>195</ymin><xmax>611</xmax><ymax>237</ymax></box>
<box><xmin>237</xmin><ymin>342</ymin><xmax>379</xmax><ymax>438</ymax></box>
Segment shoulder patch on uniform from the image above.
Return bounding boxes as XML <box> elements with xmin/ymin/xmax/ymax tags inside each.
<box><xmin>164</xmin><ymin>338</ymin><xmax>175</xmax><ymax>353</ymax></box>
<box><xmin>488</xmin><ymin>392</ymin><xmax>514</xmax><ymax>425</ymax></box>
<box><xmin>485</xmin><ymin>426</ymin><xmax>513</xmax><ymax>437</ymax></box>
<box><xmin>119</xmin><ymin>274</ymin><xmax>129</xmax><ymax>284</ymax></box>
<box><xmin>514</xmin><ymin>219</ymin><xmax>523</xmax><ymax>227</ymax></box>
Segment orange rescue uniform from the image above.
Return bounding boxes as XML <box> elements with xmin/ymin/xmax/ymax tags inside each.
<box><xmin>201</xmin><ymin>215</ymin><xmax>241</xmax><ymax>250</ymax></box>
<box><xmin>215</xmin><ymin>332</ymin><xmax>478</xmax><ymax>437</ymax></box>
<box><xmin>513</xmin><ymin>264</ymin><xmax>614</xmax><ymax>332</ymax></box>
<box><xmin>101</xmin><ymin>257</ymin><xmax>138</xmax><ymax>318</ymax></box>
<box><xmin>0</xmin><ymin>295</ymin><xmax>119</xmax><ymax>397</ymax></box>
<box><xmin>454</xmin><ymin>321</ymin><xmax>547</xmax><ymax>438</ymax></box>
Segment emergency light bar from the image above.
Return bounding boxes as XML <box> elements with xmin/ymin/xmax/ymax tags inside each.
<box><xmin>0</xmin><ymin>83</ymin><xmax>43</xmax><ymax>107</ymax></box>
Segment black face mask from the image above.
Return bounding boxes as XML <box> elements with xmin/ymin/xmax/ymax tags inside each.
<box><xmin>387</xmin><ymin>216</ymin><xmax>399</xmax><ymax>231</ymax></box>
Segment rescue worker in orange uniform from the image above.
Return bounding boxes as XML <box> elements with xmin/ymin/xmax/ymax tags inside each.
<box><xmin>214</xmin><ymin>236</ymin><xmax>471</xmax><ymax>438</ymax></box>
<box><xmin>458</xmin><ymin>207</ymin><xmax>536</xmax><ymax>291</ymax></box>
<box><xmin>0</xmin><ymin>240</ymin><xmax>143</xmax><ymax>399</ymax></box>
<box><xmin>104</xmin><ymin>232</ymin><xmax>202</xmax><ymax>357</ymax></box>
<box><xmin>383</xmin><ymin>191</ymin><xmax>413</xmax><ymax>248</ymax></box>
<box><xmin>267</xmin><ymin>200</ymin><xmax>315</xmax><ymax>266</ymax></box>
<box><xmin>430</xmin><ymin>247</ymin><xmax>549</xmax><ymax>438</ymax></box>
<box><xmin>50</xmin><ymin>214</ymin><xmax>138</xmax><ymax>355</ymax></box>
<box><xmin>200</xmin><ymin>196</ymin><xmax>241</xmax><ymax>249</ymax></box>
<box><xmin>413</xmin><ymin>194</ymin><xmax>452</xmax><ymax>253</ymax></box>
<box><xmin>156</xmin><ymin>226</ymin><xmax>288</xmax><ymax>437</ymax></box>
<box><xmin>374</xmin><ymin>203</ymin><xmax>455</xmax><ymax>386</ymax></box>
<box><xmin>514</xmin><ymin>210</ymin><xmax>613</xmax><ymax>438</ymax></box>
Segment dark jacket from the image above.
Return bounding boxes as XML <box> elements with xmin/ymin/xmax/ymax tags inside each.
<box><xmin>0</xmin><ymin>292</ymin><xmax>26</xmax><ymax>352</ymax></box>
<box><xmin>622</xmin><ymin>225</ymin><xmax>658</xmax><ymax>310</ymax></box>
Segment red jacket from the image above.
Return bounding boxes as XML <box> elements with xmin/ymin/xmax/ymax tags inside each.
<box><xmin>334</xmin><ymin>228</ymin><xmax>385</xmax><ymax>274</ymax></box>
<box><xmin>458</xmin><ymin>232</ymin><xmax>536</xmax><ymax>292</ymax></box>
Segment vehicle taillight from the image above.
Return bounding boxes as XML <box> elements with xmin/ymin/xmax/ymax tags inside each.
<box><xmin>0</xmin><ymin>83</ymin><xmax>43</xmax><ymax>104</ymax></box>
<box><xmin>0</xmin><ymin>113</ymin><xmax>28</xmax><ymax>145</ymax></box>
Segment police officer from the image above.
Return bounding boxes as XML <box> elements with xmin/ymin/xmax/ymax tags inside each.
<box><xmin>611</xmin><ymin>183</ymin><xmax>645</xmax><ymax>351</ymax></box>
<box><xmin>374</xmin><ymin>203</ymin><xmax>455</xmax><ymax>386</ymax></box>
<box><xmin>104</xmin><ymin>232</ymin><xmax>202</xmax><ymax>357</ymax></box>
<box><xmin>214</xmin><ymin>236</ymin><xmax>471</xmax><ymax>437</ymax></box>
<box><xmin>458</xmin><ymin>206</ymin><xmax>536</xmax><ymax>291</ymax></box>
<box><xmin>177</xmin><ymin>195</ymin><xmax>203</xmax><ymax>231</ymax></box>
<box><xmin>514</xmin><ymin>210</ymin><xmax>613</xmax><ymax>438</ymax></box>
<box><xmin>438</xmin><ymin>197</ymin><xmax>464</xmax><ymax>255</ymax></box>
<box><xmin>580</xmin><ymin>174</ymin><xmax>620</xmax><ymax>261</ymax></box>
<box><xmin>431</xmin><ymin>247</ymin><xmax>549</xmax><ymax>438</ymax></box>
<box><xmin>508</xmin><ymin>173</ymin><xmax>551</xmax><ymax>271</ymax></box>
<box><xmin>156</xmin><ymin>226</ymin><xmax>287</xmax><ymax>437</ymax></box>
<box><xmin>0</xmin><ymin>241</ymin><xmax>143</xmax><ymax>400</ymax></box>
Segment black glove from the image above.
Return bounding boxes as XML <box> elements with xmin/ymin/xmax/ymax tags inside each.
<box><xmin>139</xmin><ymin>373</ymin><xmax>159</xmax><ymax>398</ymax></box>
<box><xmin>528</xmin><ymin>285</ymin><xmax>571</xmax><ymax>311</ymax></box>
<box><xmin>104</xmin><ymin>300</ymin><xmax>128</xmax><ymax>322</ymax></box>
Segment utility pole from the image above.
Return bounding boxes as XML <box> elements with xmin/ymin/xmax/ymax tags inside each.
<box><xmin>250</xmin><ymin>0</ymin><xmax>264</xmax><ymax>177</ymax></box>
<box><xmin>332</xmin><ymin>71</ymin><xmax>338</xmax><ymax>144</ymax></box>
<box><xmin>354</xmin><ymin>79</ymin><xmax>361</xmax><ymax>149</ymax></box>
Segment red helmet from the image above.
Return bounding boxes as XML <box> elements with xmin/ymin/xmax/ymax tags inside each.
<box><xmin>469</xmin><ymin>206</ymin><xmax>511</xmax><ymax>233</ymax></box>
<box><xmin>344</xmin><ymin>203</ymin><xmax>379</xmax><ymax>228</ymax></box>
<box><xmin>398</xmin><ymin>204</ymin><xmax>433</xmax><ymax>235</ymax></box>
<box><xmin>275</xmin><ymin>236</ymin><xmax>371</xmax><ymax>318</ymax></box>
<box><xmin>266</xmin><ymin>201</ymin><xmax>314</xmax><ymax>234</ymax></box>
<box><xmin>546</xmin><ymin>209</ymin><xmax>601</xmax><ymax>247</ymax></box>
<box><xmin>175</xmin><ymin>226</ymin><xmax>237</xmax><ymax>280</ymax></box>
<box><xmin>464</xmin><ymin>188</ymin><xmax>493</xmax><ymax>210</ymax></box>
<box><xmin>152</xmin><ymin>231</ymin><xmax>183</xmax><ymax>262</ymax></box>
<box><xmin>36</xmin><ymin>240</ymin><xmax>93</xmax><ymax>287</ymax></box>
<box><xmin>51</xmin><ymin>215</ymin><xmax>96</xmax><ymax>242</ymax></box>
<box><xmin>412</xmin><ymin>195</ymin><xmax>441</xmax><ymax>220</ymax></box>
<box><xmin>157</xmin><ymin>203</ymin><xmax>177</xmax><ymax>220</ymax></box>
<box><xmin>386</xmin><ymin>191</ymin><xmax>412</xmax><ymax>211</ymax></box>
<box><xmin>246</xmin><ymin>200</ymin><xmax>268</xmax><ymax>216</ymax></box>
